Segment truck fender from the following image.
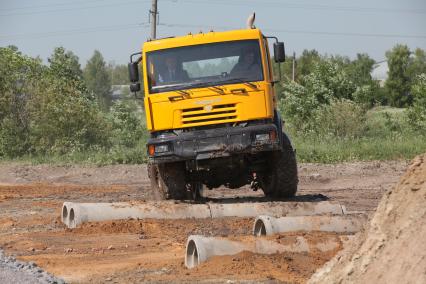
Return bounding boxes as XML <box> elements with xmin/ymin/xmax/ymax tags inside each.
<box><xmin>273</xmin><ymin>109</ymin><xmax>294</xmax><ymax>149</ymax></box>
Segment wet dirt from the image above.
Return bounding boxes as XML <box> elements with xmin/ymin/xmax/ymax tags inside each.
<box><xmin>0</xmin><ymin>160</ymin><xmax>408</xmax><ymax>283</ymax></box>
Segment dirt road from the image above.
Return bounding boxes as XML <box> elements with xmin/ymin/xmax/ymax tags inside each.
<box><xmin>0</xmin><ymin>160</ymin><xmax>407</xmax><ymax>283</ymax></box>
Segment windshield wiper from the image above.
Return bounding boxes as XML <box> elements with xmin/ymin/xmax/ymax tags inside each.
<box><xmin>152</xmin><ymin>81</ymin><xmax>203</xmax><ymax>91</ymax></box>
<box><xmin>152</xmin><ymin>82</ymin><xmax>187</xmax><ymax>90</ymax></box>
<box><xmin>219</xmin><ymin>77</ymin><xmax>259</xmax><ymax>89</ymax></box>
<box><xmin>218</xmin><ymin>77</ymin><xmax>248</xmax><ymax>84</ymax></box>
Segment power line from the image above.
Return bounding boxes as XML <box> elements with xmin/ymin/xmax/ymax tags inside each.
<box><xmin>0</xmin><ymin>0</ymin><xmax>116</xmax><ymax>12</ymax></box>
<box><xmin>1</xmin><ymin>21</ymin><xmax>425</xmax><ymax>41</ymax></box>
<box><xmin>264</xmin><ymin>28</ymin><xmax>426</xmax><ymax>39</ymax></box>
<box><xmin>0</xmin><ymin>23</ymin><xmax>150</xmax><ymax>40</ymax></box>
<box><xmin>2</xmin><ymin>0</ymin><xmax>425</xmax><ymax>16</ymax></box>
<box><xmin>0</xmin><ymin>0</ymin><xmax>152</xmax><ymax>17</ymax></box>
<box><xmin>173</xmin><ymin>0</ymin><xmax>426</xmax><ymax>15</ymax></box>
<box><xmin>159</xmin><ymin>22</ymin><xmax>426</xmax><ymax>39</ymax></box>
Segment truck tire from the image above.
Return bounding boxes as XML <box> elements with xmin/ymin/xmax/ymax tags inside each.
<box><xmin>147</xmin><ymin>162</ymin><xmax>187</xmax><ymax>200</ymax></box>
<box><xmin>261</xmin><ymin>133</ymin><xmax>298</xmax><ymax>198</ymax></box>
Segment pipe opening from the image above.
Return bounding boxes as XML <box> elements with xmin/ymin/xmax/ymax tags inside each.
<box><xmin>62</xmin><ymin>205</ymin><xmax>68</xmax><ymax>220</ymax></box>
<box><xmin>186</xmin><ymin>240</ymin><xmax>199</xmax><ymax>268</ymax></box>
<box><xmin>254</xmin><ymin>219</ymin><xmax>267</xmax><ymax>236</ymax></box>
<box><xmin>69</xmin><ymin>208</ymin><xmax>75</xmax><ymax>224</ymax></box>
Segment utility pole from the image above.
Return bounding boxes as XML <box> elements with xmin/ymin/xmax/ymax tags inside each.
<box><xmin>292</xmin><ymin>52</ymin><xmax>296</xmax><ymax>82</ymax></box>
<box><xmin>150</xmin><ymin>0</ymin><xmax>158</xmax><ymax>40</ymax></box>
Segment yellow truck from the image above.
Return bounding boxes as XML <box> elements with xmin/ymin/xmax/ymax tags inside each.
<box><xmin>128</xmin><ymin>25</ymin><xmax>298</xmax><ymax>200</ymax></box>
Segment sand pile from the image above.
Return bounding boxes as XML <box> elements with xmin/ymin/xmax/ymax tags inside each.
<box><xmin>309</xmin><ymin>154</ymin><xmax>426</xmax><ymax>284</ymax></box>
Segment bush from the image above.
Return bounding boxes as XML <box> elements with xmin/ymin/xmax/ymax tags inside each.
<box><xmin>108</xmin><ymin>100</ymin><xmax>147</xmax><ymax>148</ymax></box>
<box><xmin>406</xmin><ymin>74</ymin><xmax>426</xmax><ymax>130</ymax></box>
<box><xmin>312</xmin><ymin>99</ymin><xmax>367</xmax><ymax>138</ymax></box>
<box><xmin>363</xmin><ymin>107</ymin><xmax>407</xmax><ymax>138</ymax></box>
<box><xmin>280</xmin><ymin>60</ymin><xmax>359</xmax><ymax>134</ymax></box>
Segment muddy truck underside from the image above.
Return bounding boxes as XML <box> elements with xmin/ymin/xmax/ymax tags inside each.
<box><xmin>147</xmin><ymin>117</ymin><xmax>298</xmax><ymax>200</ymax></box>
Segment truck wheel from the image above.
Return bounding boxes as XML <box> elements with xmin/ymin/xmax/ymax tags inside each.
<box><xmin>261</xmin><ymin>133</ymin><xmax>298</xmax><ymax>198</ymax></box>
<box><xmin>188</xmin><ymin>182</ymin><xmax>203</xmax><ymax>202</ymax></box>
<box><xmin>147</xmin><ymin>162</ymin><xmax>187</xmax><ymax>200</ymax></box>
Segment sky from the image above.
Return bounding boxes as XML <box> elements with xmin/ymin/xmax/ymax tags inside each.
<box><xmin>1</xmin><ymin>0</ymin><xmax>425</xmax><ymax>66</ymax></box>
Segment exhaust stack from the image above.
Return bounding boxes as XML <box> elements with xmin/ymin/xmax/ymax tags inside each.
<box><xmin>246</xmin><ymin>12</ymin><xmax>256</xmax><ymax>29</ymax></box>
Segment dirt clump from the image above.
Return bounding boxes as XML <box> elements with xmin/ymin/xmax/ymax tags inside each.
<box><xmin>309</xmin><ymin>154</ymin><xmax>426</xmax><ymax>284</ymax></box>
<box><xmin>188</xmin><ymin>250</ymin><xmax>327</xmax><ymax>283</ymax></box>
<box><xmin>73</xmin><ymin>218</ymin><xmax>253</xmax><ymax>240</ymax></box>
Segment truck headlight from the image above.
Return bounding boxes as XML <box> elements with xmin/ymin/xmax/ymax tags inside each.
<box><xmin>155</xmin><ymin>144</ymin><xmax>169</xmax><ymax>153</ymax></box>
<box><xmin>255</xmin><ymin>133</ymin><xmax>270</xmax><ymax>142</ymax></box>
<box><xmin>148</xmin><ymin>144</ymin><xmax>170</xmax><ymax>156</ymax></box>
<box><xmin>254</xmin><ymin>131</ymin><xmax>277</xmax><ymax>144</ymax></box>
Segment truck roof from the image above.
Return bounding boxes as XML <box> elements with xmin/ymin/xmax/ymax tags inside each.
<box><xmin>143</xmin><ymin>28</ymin><xmax>263</xmax><ymax>52</ymax></box>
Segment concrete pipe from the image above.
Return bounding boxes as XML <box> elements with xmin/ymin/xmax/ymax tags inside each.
<box><xmin>61</xmin><ymin>202</ymin><xmax>211</xmax><ymax>229</ymax></box>
<box><xmin>208</xmin><ymin>201</ymin><xmax>345</xmax><ymax>218</ymax></box>
<box><xmin>185</xmin><ymin>235</ymin><xmax>250</xmax><ymax>268</ymax></box>
<box><xmin>253</xmin><ymin>214</ymin><xmax>366</xmax><ymax>236</ymax></box>
<box><xmin>185</xmin><ymin>235</ymin><xmax>341</xmax><ymax>268</ymax></box>
<box><xmin>61</xmin><ymin>201</ymin><xmax>347</xmax><ymax>229</ymax></box>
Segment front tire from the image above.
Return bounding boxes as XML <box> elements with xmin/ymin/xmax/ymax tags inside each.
<box><xmin>147</xmin><ymin>162</ymin><xmax>187</xmax><ymax>200</ymax></box>
<box><xmin>261</xmin><ymin>133</ymin><xmax>298</xmax><ymax>198</ymax></box>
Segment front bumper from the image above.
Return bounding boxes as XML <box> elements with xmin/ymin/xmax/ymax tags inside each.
<box><xmin>147</xmin><ymin>123</ymin><xmax>281</xmax><ymax>163</ymax></box>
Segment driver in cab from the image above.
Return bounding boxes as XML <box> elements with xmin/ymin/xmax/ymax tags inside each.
<box><xmin>230</xmin><ymin>47</ymin><xmax>261</xmax><ymax>79</ymax></box>
<box><xmin>159</xmin><ymin>55</ymin><xmax>189</xmax><ymax>84</ymax></box>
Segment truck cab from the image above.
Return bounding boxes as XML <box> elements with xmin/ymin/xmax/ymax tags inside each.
<box><xmin>129</xmin><ymin>27</ymin><xmax>297</xmax><ymax>200</ymax></box>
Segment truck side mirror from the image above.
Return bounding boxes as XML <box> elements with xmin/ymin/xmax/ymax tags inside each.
<box><xmin>128</xmin><ymin>61</ymin><xmax>140</xmax><ymax>83</ymax></box>
<box><xmin>274</xmin><ymin>42</ymin><xmax>285</xmax><ymax>63</ymax></box>
<box><xmin>130</xmin><ymin>83</ymin><xmax>141</xmax><ymax>93</ymax></box>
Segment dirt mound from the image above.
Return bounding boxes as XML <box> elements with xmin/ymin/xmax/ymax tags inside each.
<box><xmin>309</xmin><ymin>154</ymin><xmax>426</xmax><ymax>284</ymax></box>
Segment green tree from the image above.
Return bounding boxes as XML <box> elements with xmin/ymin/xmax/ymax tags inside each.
<box><xmin>48</xmin><ymin>47</ymin><xmax>87</xmax><ymax>96</ymax></box>
<box><xmin>0</xmin><ymin>47</ymin><xmax>43</xmax><ymax>156</ymax></box>
<box><xmin>406</xmin><ymin>74</ymin><xmax>426</xmax><ymax>130</ymax></box>
<box><xmin>408</xmin><ymin>48</ymin><xmax>426</xmax><ymax>79</ymax></box>
<box><xmin>346</xmin><ymin>53</ymin><xmax>379</xmax><ymax>106</ymax></box>
<box><xmin>296</xmin><ymin>49</ymin><xmax>321</xmax><ymax>80</ymax></box>
<box><xmin>385</xmin><ymin>44</ymin><xmax>411</xmax><ymax>107</ymax></box>
<box><xmin>0</xmin><ymin>46</ymin><xmax>110</xmax><ymax>157</ymax></box>
<box><xmin>29</xmin><ymin>47</ymin><xmax>109</xmax><ymax>154</ymax></box>
<box><xmin>83</xmin><ymin>50</ymin><xmax>112</xmax><ymax>110</ymax></box>
<box><xmin>347</xmin><ymin>53</ymin><xmax>376</xmax><ymax>86</ymax></box>
<box><xmin>108</xmin><ymin>63</ymin><xmax>130</xmax><ymax>85</ymax></box>
<box><xmin>329</xmin><ymin>55</ymin><xmax>351</xmax><ymax>69</ymax></box>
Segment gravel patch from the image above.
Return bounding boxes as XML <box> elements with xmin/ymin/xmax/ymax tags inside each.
<box><xmin>0</xmin><ymin>249</ymin><xmax>65</xmax><ymax>284</ymax></box>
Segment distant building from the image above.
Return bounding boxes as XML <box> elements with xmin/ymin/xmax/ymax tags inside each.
<box><xmin>110</xmin><ymin>84</ymin><xmax>144</xmax><ymax>112</ymax></box>
<box><xmin>371</xmin><ymin>61</ymin><xmax>388</xmax><ymax>87</ymax></box>
<box><xmin>110</xmin><ymin>85</ymin><xmax>130</xmax><ymax>100</ymax></box>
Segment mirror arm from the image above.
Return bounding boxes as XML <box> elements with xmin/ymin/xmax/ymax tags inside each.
<box><xmin>276</xmin><ymin>61</ymin><xmax>282</xmax><ymax>84</ymax></box>
<box><xmin>130</xmin><ymin>52</ymin><xmax>142</xmax><ymax>64</ymax></box>
<box><xmin>264</xmin><ymin>36</ymin><xmax>282</xmax><ymax>84</ymax></box>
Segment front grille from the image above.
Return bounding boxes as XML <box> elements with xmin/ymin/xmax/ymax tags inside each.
<box><xmin>181</xmin><ymin>103</ymin><xmax>237</xmax><ymax>125</ymax></box>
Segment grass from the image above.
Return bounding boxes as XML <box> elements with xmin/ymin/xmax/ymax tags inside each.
<box><xmin>1</xmin><ymin>143</ymin><xmax>148</xmax><ymax>166</ymax></box>
<box><xmin>293</xmin><ymin>135</ymin><xmax>426</xmax><ymax>163</ymax></box>
<box><xmin>289</xmin><ymin>106</ymin><xmax>426</xmax><ymax>163</ymax></box>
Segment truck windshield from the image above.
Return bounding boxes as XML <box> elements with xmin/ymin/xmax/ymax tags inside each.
<box><xmin>146</xmin><ymin>39</ymin><xmax>263</xmax><ymax>93</ymax></box>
